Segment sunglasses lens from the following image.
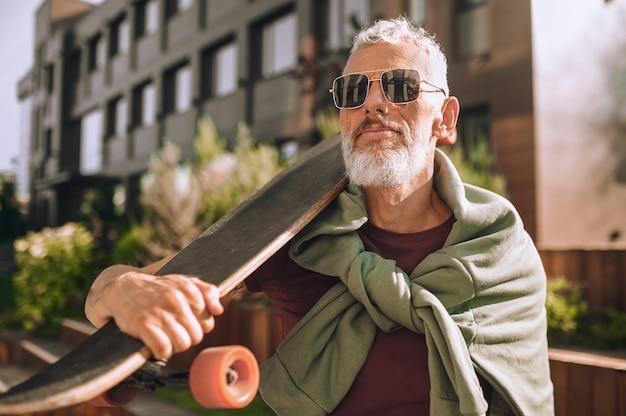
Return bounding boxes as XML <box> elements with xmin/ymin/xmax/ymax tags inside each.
<box><xmin>381</xmin><ymin>69</ymin><xmax>421</xmax><ymax>104</ymax></box>
<box><xmin>332</xmin><ymin>69</ymin><xmax>423</xmax><ymax>109</ymax></box>
<box><xmin>333</xmin><ymin>73</ymin><xmax>370</xmax><ymax>108</ymax></box>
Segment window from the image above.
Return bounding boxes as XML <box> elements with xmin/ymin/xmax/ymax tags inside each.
<box><xmin>164</xmin><ymin>63</ymin><xmax>192</xmax><ymax>114</ymax></box>
<box><xmin>110</xmin><ymin>16</ymin><xmax>130</xmax><ymax>57</ymax></box>
<box><xmin>133</xmin><ymin>81</ymin><xmax>156</xmax><ymax>127</ymax></box>
<box><xmin>45</xmin><ymin>63</ymin><xmax>54</xmax><ymax>93</ymax></box>
<box><xmin>66</xmin><ymin>50</ymin><xmax>81</xmax><ymax>107</ymax></box>
<box><xmin>166</xmin><ymin>0</ymin><xmax>193</xmax><ymax>18</ymax></box>
<box><xmin>136</xmin><ymin>0</ymin><xmax>159</xmax><ymax>38</ymax></box>
<box><xmin>343</xmin><ymin>0</ymin><xmax>369</xmax><ymax>43</ymax></box>
<box><xmin>179</xmin><ymin>0</ymin><xmax>193</xmax><ymax>12</ymax></box>
<box><xmin>316</xmin><ymin>0</ymin><xmax>340</xmax><ymax>51</ymax></box>
<box><xmin>202</xmin><ymin>41</ymin><xmax>238</xmax><ymax>98</ymax></box>
<box><xmin>88</xmin><ymin>34</ymin><xmax>106</xmax><ymax>72</ymax></box>
<box><xmin>409</xmin><ymin>0</ymin><xmax>427</xmax><ymax>27</ymax></box>
<box><xmin>261</xmin><ymin>13</ymin><xmax>297</xmax><ymax>78</ymax></box>
<box><xmin>456</xmin><ymin>0</ymin><xmax>489</xmax><ymax>59</ymax></box>
<box><xmin>44</xmin><ymin>129</ymin><xmax>53</xmax><ymax>157</ymax></box>
<box><xmin>215</xmin><ymin>43</ymin><xmax>238</xmax><ymax>96</ymax></box>
<box><xmin>315</xmin><ymin>0</ymin><xmax>369</xmax><ymax>52</ymax></box>
<box><xmin>80</xmin><ymin>109</ymin><xmax>103</xmax><ymax>174</ymax></box>
<box><xmin>107</xmin><ymin>96</ymin><xmax>128</xmax><ymax>138</ymax></box>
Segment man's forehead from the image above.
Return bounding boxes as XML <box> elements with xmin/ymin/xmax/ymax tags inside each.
<box><xmin>343</xmin><ymin>42</ymin><xmax>433</xmax><ymax>76</ymax></box>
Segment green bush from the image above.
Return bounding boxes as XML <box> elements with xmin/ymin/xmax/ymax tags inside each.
<box><xmin>545</xmin><ymin>277</ymin><xmax>588</xmax><ymax>345</ymax></box>
<box><xmin>119</xmin><ymin>116</ymin><xmax>283</xmax><ymax>265</ymax></box>
<box><xmin>588</xmin><ymin>308</ymin><xmax>626</xmax><ymax>349</ymax></box>
<box><xmin>545</xmin><ymin>277</ymin><xmax>626</xmax><ymax>350</ymax></box>
<box><xmin>12</xmin><ymin>223</ymin><xmax>98</xmax><ymax>335</ymax></box>
<box><xmin>135</xmin><ymin>139</ymin><xmax>206</xmax><ymax>263</ymax></box>
<box><xmin>442</xmin><ymin>139</ymin><xmax>508</xmax><ymax>197</ymax></box>
<box><xmin>315</xmin><ymin>106</ymin><xmax>340</xmax><ymax>139</ymax></box>
<box><xmin>111</xmin><ymin>227</ymin><xmax>143</xmax><ymax>266</ymax></box>
<box><xmin>200</xmin><ymin>121</ymin><xmax>282</xmax><ymax>223</ymax></box>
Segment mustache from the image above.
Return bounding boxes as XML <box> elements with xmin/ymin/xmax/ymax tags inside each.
<box><xmin>345</xmin><ymin>117</ymin><xmax>407</xmax><ymax>148</ymax></box>
<box><xmin>350</xmin><ymin>117</ymin><xmax>404</xmax><ymax>138</ymax></box>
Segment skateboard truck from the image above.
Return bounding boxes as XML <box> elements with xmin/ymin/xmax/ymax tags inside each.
<box><xmin>89</xmin><ymin>345</ymin><xmax>260</xmax><ymax>409</ymax></box>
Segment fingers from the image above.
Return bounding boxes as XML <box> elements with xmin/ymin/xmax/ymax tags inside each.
<box><xmin>137</xmin><ymin>311</ymin><xmax>204</xmax><ymax>360</ymax></box>
<box><xmin>102</xmin><ymin>272</ymin><xmax>224</xmax><ymax>360</ymax></box>
<box><xmin>190</xmin><ymin>278</ymin><xmax>224</xmax><ymax>315</ymax></box>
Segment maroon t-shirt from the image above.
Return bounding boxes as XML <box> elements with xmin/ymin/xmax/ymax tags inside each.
<box><xmin>246</xmin><ymin>216</ymin><xmax>455</xmax><ymax>415</ymax></box>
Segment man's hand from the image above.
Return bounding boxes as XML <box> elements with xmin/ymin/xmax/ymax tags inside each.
<box><xmin>85</xmin><ymin>262</ymin><xmax>223</xmax><ymax>360</ymax></box>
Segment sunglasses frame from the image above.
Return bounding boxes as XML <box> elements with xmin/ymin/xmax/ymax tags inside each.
<box><xmin>328</xmin><ymin>68</ymin><xmax>447</xmax><ymax>110</ymax></box>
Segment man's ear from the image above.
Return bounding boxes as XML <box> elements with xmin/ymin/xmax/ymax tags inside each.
<box><xmin>433</xmin><ymin>97</ymin><xmax>460</xmax><ymax>147</ymax></box>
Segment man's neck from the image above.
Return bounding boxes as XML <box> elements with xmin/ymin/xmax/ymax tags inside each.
<box><xmin>362</xmin><ymin>178</ymin><xmax>452</xmax><ymax>234</ymax></box>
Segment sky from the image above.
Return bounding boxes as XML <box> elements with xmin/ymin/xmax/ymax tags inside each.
<box><xmin>0</xmin><ymin>0</ymin><xmax>103</xmax><ymax>174</ymax></box>
<box><xmin>0</xmin><ymin>0</ymin><xmax>42</xmax><ymax>173</ymax></box>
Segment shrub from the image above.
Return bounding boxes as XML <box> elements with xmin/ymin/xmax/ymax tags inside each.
<box><xmin>200</xmin><ymin>121</ymin><xmax>282</xmax><ymax>223</ymax></box>
<box><xmin>315</xmin><ymin>106</ymin><xmax>340</xmax><ymax>139</ymax></box>
<box><xmin>120</xmin><ymin>116</ymin><xmax>283</xmax><ymax>265</ymax></box>
<box><xmin>544</xmin><ymin>277</ymin><xmax>626</xmax><ymax>350</ymax></box>
<box><xmin>587</xmin><ymin>309</ymin><xmax>626</xmax><ymax>349</ymax></box>
<box><xmin>442</xmin><ymin>139</ymin><xmax>508</xmax><ymax>197</ymax></box>
<box><xmin>135</xmin><ymin>140</ymin><xmax>206</xmax><ymax>263</ymax></box>
<box><xmin>545</xmin><ymin>277</ymin><xmax>588</xmax><ymax>345</ymax></box>
<box><xmin>12</xmin><ymin>223</ymin><xmax>98</xmax><ymax>335</ymax></box>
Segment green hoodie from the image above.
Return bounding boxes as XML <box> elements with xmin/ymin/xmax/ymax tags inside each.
<box><xmin>259</xmin><ymin>149</ymin><xmax>554</xmax><ymax>416</ymax></box>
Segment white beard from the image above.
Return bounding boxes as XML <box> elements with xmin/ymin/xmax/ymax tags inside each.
<box><xmin>342</xmin><ymin>119</ymin><xmax>432</xmax><ymax>188</ymax></box>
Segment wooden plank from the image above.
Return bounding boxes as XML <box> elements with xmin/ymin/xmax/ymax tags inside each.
<box><xmin>550</xmin><ymin>359</ymin><xmax>568</xmax><ymax>416</ymax></box>
<box><xmin>592</xmin><ymin>367</ymin><xmax>617</xmax><ymax>416</ymax></box>
<box><xmin>539</xmin><ymin>249</ymin><xmax>626</xmax><ymax>316</ymax></box>
<box><xmin>569</xmin><ymin>363</ymin><xmax>592</xmax><ymax>416</ymax></box>
<box><xmin>603</xmin><ymin>251</ymin><xmax>622</xmax><ymax>311</ymax></box>
<box><xmin>586</xmin><ymin>250</ymin><xmax>604</xmax><ymax>319</ymax></box>
<box><xmin>618</xmin><ymin>370</ymin><xmax>626</xmax><ymax>416</ymax></box>
<box><xmin>549</xmin><ymin>348</ymin><xmax>626</xmax><ymax>370</ymax></box>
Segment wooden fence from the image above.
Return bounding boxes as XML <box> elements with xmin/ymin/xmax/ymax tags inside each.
<box><xmin>539</xmin><ymin>249</ymin><xmax>626</xmax><ymax>317</ymax></box>
<box><xmin>550</xmin><ymin>348</ymin><xmax>626</xmax><ymax>416</ymax></box>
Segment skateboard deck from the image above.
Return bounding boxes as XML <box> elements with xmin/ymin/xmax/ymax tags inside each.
<box><xmin>0</xmin><ymin>135</ymin><xmax>347</xmax><ymax>414</ymax></box>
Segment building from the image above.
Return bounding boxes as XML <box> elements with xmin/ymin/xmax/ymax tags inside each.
<box><xmin>18</xmin><ymin>0</ymin><xmax>626</xmax><ymax>249</ymax></box>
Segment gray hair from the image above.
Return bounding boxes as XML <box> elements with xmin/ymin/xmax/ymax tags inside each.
<box><xmin>349</xmin><ymin>17</ymin><xmax>449</xmax><ymax>95</ymax></box>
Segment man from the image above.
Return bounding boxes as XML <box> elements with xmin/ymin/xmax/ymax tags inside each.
<box><xmin>86</xmin><ymin>17</ymin><xmax>554</xmax><ymax>415</ymax></box>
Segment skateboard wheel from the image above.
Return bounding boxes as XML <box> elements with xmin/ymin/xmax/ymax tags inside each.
<box><xmin>189</xmin><ymin>345</ymin><xmax>260</xmax><ymax>408</ymax></box>
<box><xmin>87</xmin><ymin>384</ymin><xmax>137</xmax><ymax>407</ymax></box>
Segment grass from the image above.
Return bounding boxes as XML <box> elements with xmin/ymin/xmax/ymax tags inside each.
<box><xmin>157</xmin><ymin>389</ymin><xmax>276</xmax><ymax>415</ymax></box>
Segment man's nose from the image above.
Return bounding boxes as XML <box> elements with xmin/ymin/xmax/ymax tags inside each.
<box><xmin>363</xmin><ymin>80</ymin><xmax>389</xmax><ymax>114</ymax></box>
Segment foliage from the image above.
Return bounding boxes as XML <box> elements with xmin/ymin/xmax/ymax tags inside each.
<box><xmin>11</xmin><ymin>223</ymin><xmax>98</xmax><ymax>335</ymax></box>
<box><xmin>315</xmin><ymin>106</ymin><xmax>340</xmax><ymax>139</ymax></box>
<box><xmin>121</xmin><ymin>116</ymin><xmax>282</xmax><ymax>265</ymax></box>
<box><xmin>133</xmin><ymin>140</ymin><xmax>206</xmax><ymax>264</ymax></box>
<box><xmin>200</xmin><ymin>121</ymin><xmax>282</xmax><ymax>223</ymax></box>
<box><xmin>545</xmin><ymin>277</ymin><xmax>626</xmax><ymax>350</ymax></box>
<box><xmin>545</xmin><ymin>277</ymin><xmax>588</xmax><ymax>344</ymax></box>
<box><xmin>111</xmin><ymin>227</ymin><xmax>143</xmax><ymax>266</ymax></box>
<box><xmin>194</xmin><ymin>116</ymin><xmax>228</xmax><ymax>165</ymax></box>
<box><xmin>588</xmin><ymin>308</ymin><xmax>626</xmax><ymax>350</ymax></box>
<box><xmin>442</xmin><ymin>140</ymin><xmax>508</xmax><ymax>197</ymax></box>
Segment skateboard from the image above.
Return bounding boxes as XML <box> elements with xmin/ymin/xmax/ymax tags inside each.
<box><xmin>0</xmin><ymin>135</ymin><xmax>347</xmax><ymax>414</ymax></box>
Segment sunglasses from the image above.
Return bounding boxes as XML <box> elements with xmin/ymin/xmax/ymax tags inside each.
<box><xmin>329</xmin><ymin>68</ymin><xmax>447</xmax><ymax>109</ymax></box>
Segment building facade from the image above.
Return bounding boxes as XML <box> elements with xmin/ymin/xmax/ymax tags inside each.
<box><xmin>18</xmin><ymin>0</ymin><xmax>626</xmax><ymax>248</ymax></box>
<box><xmin>21</xmin><ymin>0</ymin><xmax>427</xmax><ymax>229</ymax></box>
